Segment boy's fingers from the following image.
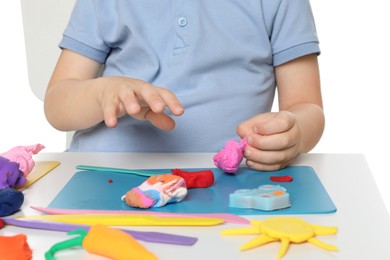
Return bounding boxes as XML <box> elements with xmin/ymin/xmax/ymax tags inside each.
<box><xmin>237</xmin><ymin>113</ymin><xmax>274</xmax><ymax>137</ymax></box>
<box><xmin>134</xmin><ymin>85</ymin><xmax>184</xmax><ymax>116</ymax></box>
<box><xmin>117</xmin><ymin>89</ymin><xmax>141</xmax><ymax>115</ymax></box>
<box><xmin>237</xmin><ymin>112</ymin><xmax>294</xmax><ymax>138</ymax></box>
<box><xmin>131</xmin><ymin>108</ymin><xmax>176</xmax><ymax>131</ymax></box>
<box><xmin>244</xmin><ymin>146</ymin><xmax>297</xmax><ymax>171</ymax></box>
<box><xmin>145</xmin><ymin>111</ymin><xmax>176</xmax><ymax>131</ymax></box>
<box><xmin>157</xmin><ymin>88</ymin><xmax>185</xmax><ymax>116</ymax></box>
<box><xmin>134</xmin><ymin>85</ymin><xmax>166</xmax><ymax>113</ymax></box>
<box><xmin>105</xmin><ymin>80</ymin><xmax>182</xmax><ymax>131</ymax></box>
<box><xmin>103</xmin><ymin>105</ymin><xmax>119</xmax><ymax>128</ymax></box>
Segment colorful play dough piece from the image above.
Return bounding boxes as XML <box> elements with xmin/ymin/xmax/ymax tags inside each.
<box><xmin>122</xmin><ymin>174</ymin><xmax>187</xmax><ymax>208</ymax></box>
<box><xmin>0</xmin><ymin>144</ymin><xmax>45</xmax><ymax>176</ymax></box>
<box><xmin>229</xmin><ymin>184</ymin><xmax>291</xmax><ymax>211</ymax></box>
<box><xmin>214</xmin><ymin>138</ymin><xmax>247</xmax><ymax>173</ymax></box>
<box><xmin>171</xmin><ymin>168</ymin><xmax>214</xmax><ymax>188</ymax></box>
<box><xmin>0</xmin><ymin>233</ymin><xmax>33</xmax><ymax>260</ymax></box>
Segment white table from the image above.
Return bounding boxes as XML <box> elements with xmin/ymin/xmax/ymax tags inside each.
<box><xmin>3</xmin><ymin>153</ymin><xmax>390</xmax><ymax>259</ymax></box>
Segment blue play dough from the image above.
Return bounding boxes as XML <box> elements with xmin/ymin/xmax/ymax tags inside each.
<box><xmin>0</xmin><ymin>188</ymin><xmax>24</xmax><ymax>217</ymax></box>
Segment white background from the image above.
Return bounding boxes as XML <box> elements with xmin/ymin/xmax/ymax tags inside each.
<box><xmin>1</xmin><ymin>1</ymin><xmax>389</xmax><ymax>213</ymax></box>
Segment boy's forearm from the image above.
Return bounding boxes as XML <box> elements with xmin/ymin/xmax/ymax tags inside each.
<box><xmin>44</xmin><ymin>78</ymin><xmax>104</xmax><ymax>131</ymax></box>
<box><xmin>287</xmin><ymin>103</ymin><xmax>325</xmax><ymax>153</ymax></box>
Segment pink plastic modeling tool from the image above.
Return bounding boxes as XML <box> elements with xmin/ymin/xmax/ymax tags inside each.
<box><xmin>31</xmin><ymin>206</ymin><xmax>250</xmax><ymax>225</ymax></box>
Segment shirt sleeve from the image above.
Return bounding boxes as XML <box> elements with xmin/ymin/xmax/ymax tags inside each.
<box><xmin>59</xmin><ymin>0</ymin><xmax>110</xmax><ymax>63</ymax></box>
<box><xmin>269</xmin><ymin>0</ymin><xmax>320</xmax><ymax>66</ymax></box>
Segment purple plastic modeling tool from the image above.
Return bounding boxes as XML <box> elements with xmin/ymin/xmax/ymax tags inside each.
<box><xmin>3</xmin><ymin>218</ymin><xmax>197</xmax><ymax>246</ymax></box>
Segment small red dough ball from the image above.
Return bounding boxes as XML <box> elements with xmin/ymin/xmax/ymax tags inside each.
<box><xmin>108</xmin><ymin>179</ymin><xmax>113</xmax><ymax>183</ymax></box>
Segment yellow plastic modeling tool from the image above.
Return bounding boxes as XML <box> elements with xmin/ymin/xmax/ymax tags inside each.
<box><xmin>20</xmin><ymin>214</ymin><xmax>224</xmax><ymax>226</ymax></box>
<box><xmin>17</xmin><ymin>161</ymin><xmax>60</xmax><ymax>190</ymax></box>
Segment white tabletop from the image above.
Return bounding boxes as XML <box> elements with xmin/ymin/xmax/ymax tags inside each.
<box><xmin>3</xmin><ymin>153</ymin><xmax>390</xmax><ymax>260</ymax></box>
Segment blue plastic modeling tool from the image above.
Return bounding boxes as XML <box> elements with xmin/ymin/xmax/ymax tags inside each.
<box><xmin>76</xmin><ymin>165</ymin><xmax>164</xmax><ymax>177</ymax></box>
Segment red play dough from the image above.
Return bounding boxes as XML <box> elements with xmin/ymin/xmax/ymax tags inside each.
<box><xmin>171</xmin><ymin>169</ymin><xmax>214</xmax><ymax>188</ymax></box>
<box><xmin>270</xmin><ymin>175</ymin><xmax>293</xmax><ymax>182</ymax></box>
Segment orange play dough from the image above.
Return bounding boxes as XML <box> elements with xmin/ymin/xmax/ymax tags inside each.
<box><xmin>0</xmin><ymin>233</ymin><xmax>32</xmax><ymax>260</ymax></box>
<box><xmin>83</xmin><ymin>224</ymin><xmax>158</xmax><ymax>260</ymax></box>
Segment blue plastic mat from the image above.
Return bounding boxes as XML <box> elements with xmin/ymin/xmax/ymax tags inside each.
<box><xmin>48</xmin><ymin>166</ymin><xmax>336</xmax><ymax>215</ymax></box>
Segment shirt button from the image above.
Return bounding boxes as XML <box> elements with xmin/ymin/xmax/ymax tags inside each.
<box><xmin>177</xmin><ymin>17</ymin><xmax>188</xmax><ymax>27</ymax></box>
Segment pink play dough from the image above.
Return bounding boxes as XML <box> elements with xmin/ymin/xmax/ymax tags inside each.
<box><xmin>213</xmin><ymin>138</ymin><xmax>247</xmax><ymax>173</ymax></box>
<box><xmin>0</xmin><ymin>144</ymin><xmax>45</xmax><ymax>176</ymax></box>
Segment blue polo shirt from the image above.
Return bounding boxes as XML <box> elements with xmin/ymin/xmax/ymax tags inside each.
<box><xmin>60</xmin><ymin>0</ymin><xmax>320</xmax><ymax>152</ymax></box>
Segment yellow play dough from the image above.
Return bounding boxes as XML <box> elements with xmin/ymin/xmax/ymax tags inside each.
<box><xmin>221</xmin><ymin>216</ymin><xmax>338</xmax><ymax>259</ymax></box>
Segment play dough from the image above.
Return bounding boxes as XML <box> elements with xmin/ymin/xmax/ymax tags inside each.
<box><xmin>214</xmin><ymin>138</ymin><xmax>247</xmax><ymax>173</ymax></box>
<box><xmin>171</xmin><ymin>168</ymin><xmax>214</xmax><ymax>188</ymax></box>
<box><xmin>0</xmin><ymin>144</ymin><xmax>44</xmax><ymax>176</ymax></box>
<box><xmin>0</xmin><ymin>233</ymin><xmax>32</xmax><ymax>260</ymax></box>
<box><xmin>221</xmin><ymin>216</ymin><xmax>338</xmax><ymax>259</ymax></box>
<box><xmin>122</xmin><ymin>174</ymin><xmax>187</xmax><ymax>208</ymax></box>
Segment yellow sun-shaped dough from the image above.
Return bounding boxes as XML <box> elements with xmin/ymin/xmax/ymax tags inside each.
<box><xmin>221</xmin><ymin>217</ymin><xmax>338</xmax><ymax>259</ymax></box>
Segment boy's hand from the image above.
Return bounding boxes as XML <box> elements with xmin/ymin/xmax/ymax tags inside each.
<box><xmin>99</xmin><ymin>77</ymin><xmax>184</xmax><ymax>131</ymax></box>
<box><xmin>237</xmin><ymin>111</ymin><xmax>303</xmax><ymax>171</ymax></box>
